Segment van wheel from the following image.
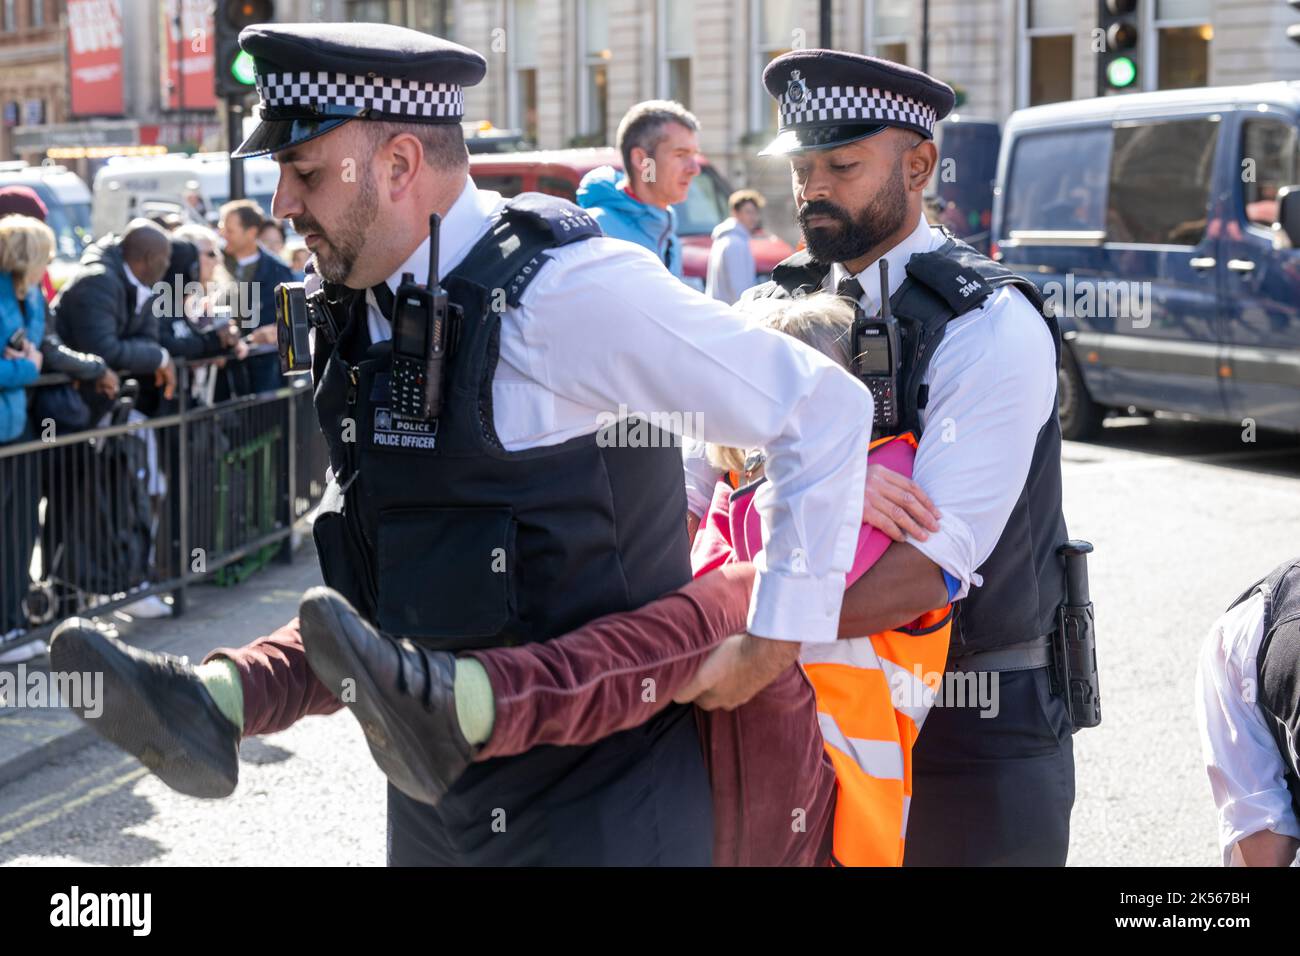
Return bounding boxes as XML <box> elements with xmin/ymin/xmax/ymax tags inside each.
<box><xmin>1058</xmin><ymin>348</ymin><xmax>1105</xmax><ymax>441</ymax></box>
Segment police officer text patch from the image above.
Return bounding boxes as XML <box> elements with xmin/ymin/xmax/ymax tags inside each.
<box><xmin>371</xmin><ymin>406</ymin><xmax>439</xmax><ymax>451</ymax></box>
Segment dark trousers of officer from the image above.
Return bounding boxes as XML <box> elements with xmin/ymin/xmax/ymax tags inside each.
<box><xmin>903</xmin><ymin>666</ymin><xmax>1075</xmax><ymax>866</ymax></box>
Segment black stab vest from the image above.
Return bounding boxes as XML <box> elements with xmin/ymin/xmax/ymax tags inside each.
<box><xmin>1228</xmin><ymin>559</ymin><xmax>1300</xmax><ymax>824</ymax></box>
<box><xmin>309</xmin><ymin>195</ymin><xmax>692</xmax><ymax>650</ymax></box>
<box><xmin>306</xmin><ymin>194</ymin><xmax>711</xmax><ymax>864</ymax></box>
<box><xmin>748</xmin><ymin>234</ymin><xmax>1069</xmax><ymax>653</ymax></box>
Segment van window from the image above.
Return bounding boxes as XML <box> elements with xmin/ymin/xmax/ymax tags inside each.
<box><xmin>537</xmin><ymin>176</ymin><xmax>577</xmax><ymax>201</ymax></box>
<box><xmin>1240</xmin><ymin>118</ymin><xmax>1299</xmax><ymax>228</ymax></box>
<box><xmin>1106</xmin><ymin>117</ymin><xmax>1218</xmax><ymax>245</ymax></box>
<box><xmin>473</xmin><ymin>174</ymin><xmax>525</xmax><ymax>198</ymax></box>
<box><xmin>671</xmin><ymin>166</ymin><xmax>727</xmax><ymax>237</ymax></box>
<box><xmin>1003</xmin><ymin>127</ymin><xmax>1111</xmax><ymax>233</ymax></box>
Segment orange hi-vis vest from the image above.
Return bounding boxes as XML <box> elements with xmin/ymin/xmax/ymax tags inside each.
<box><xmin>720</xmin><ymin>432</ymin><xmax>952</xmax><ymax>867</ymax></box>
<box><xmin>804</xmin><ymin>432</ymin><xmax>951</xmax><ymax>867</ymax></box>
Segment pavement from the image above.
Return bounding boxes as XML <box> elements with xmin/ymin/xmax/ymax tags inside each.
<box><xmin>0</xmin><ymin>538</ymin><xmax>326</xmax><ymax>792</ymax></box>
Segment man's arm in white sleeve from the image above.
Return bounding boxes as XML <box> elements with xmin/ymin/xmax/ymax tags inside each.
<box><xmin>905</xmin><ymin>287</ymin><xmax>1057</xmax><ymax>597</ymax></box>
<box><xmin>1195</xmin><ymin>595</ymin><xmax>1300</xmax><ymax>866</ymax></box>
<box><xmin>509</xmin><ymin>239</ymin><xmax>872</xmax><ymax>644</ymax></box>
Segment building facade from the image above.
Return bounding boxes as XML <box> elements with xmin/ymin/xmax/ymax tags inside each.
<box><xmin>0</xmin><ymin>0</ymin><xmax>65</xmax><ymax>161</ymax></box>
<box><xmin>317</xmin><ymin>0</ymin><xmax>1300</xmax><ymax>241</ymax></box>
<box><xmin>0</xmin><ymin>0</ymin><xmax>324</xmax><ymax>165</ymax></box>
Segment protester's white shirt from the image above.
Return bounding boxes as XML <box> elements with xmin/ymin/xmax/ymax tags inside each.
<box><xmin>683</xmin><ymin>213</ymin><xmax>1057</xmax><ymax>601</ymax></box>
<box><xmin>1196</xmin><ymin>590</ymin><xmax>1300</xmax><ymax>865</ymax></box>
<box><xmin>343</xmin><ymin>177</ymin><xmax>872</xmax><ymax>645</ymax></box>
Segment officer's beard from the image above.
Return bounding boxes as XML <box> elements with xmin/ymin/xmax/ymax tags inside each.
<box><xmin>292</xmin><ymin>171</ymin><xmax>379</xmax><ymax>286</ymax></box>
<box><xmin>798</xmin><ymin>163</ymin><xmax>909</xmax><ymax>266</ymax></box>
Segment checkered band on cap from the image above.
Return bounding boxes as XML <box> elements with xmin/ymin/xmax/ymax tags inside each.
<box><xmin>256</xmin><ymin>71</ymin><xmax>465</xmax><ymax>120</ymax></box>
<box><xmin>780</xmin><ymin>84</ymin><xmax>938</xmax><ymax>134</ymax></box>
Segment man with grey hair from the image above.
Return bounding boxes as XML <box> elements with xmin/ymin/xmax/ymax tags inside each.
<box><xmin>576</xmin><ymin>99</ymin><xmax>700</xmax><ymax>279</ymax></box>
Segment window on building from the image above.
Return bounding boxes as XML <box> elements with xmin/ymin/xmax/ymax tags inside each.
<box><xmin>867</xmin><ymin>0</ymin><xmax>910</xmax><ymax>64</ymax></box>
<box><xmin>346</xmin><ymin>0</ymin><xmax>393</xmax><ymax>21</ymax></box>
<box><xmin>345</xmin><ymin>0</ymin><xmax>451</xmax><ymax>32</ymax></box>
<box><xmin>511</xmin><ymin>0</ymin><xmax>539</xmax><ymax>144</ymax></box>
<box><xmin>751</xmin><ymin>0</ymin><xmax>797</xmax><ymax>132</ymax></box>
<box><xmin>1153</xmin><ymin>0</ymin><xmax>1210</xmax><ymax>91</ymax></box>
<box><xmin>1240</xmin><ymin>118</ymin><xmax>1300</xmax><ymax>229</ymax></box>
<box><xmin>659</xmin><ymin>0</ymin><xmax>693</xmax><ymax>109</ymax></box>
<box><xmin>580</xmin><ymin>0</ymin><xmax>610</xmax><ymax>140</ymax></box>
<box><xmin>30</xmin><ymin>0</ymin><xmax>41</xmax><ymax>29</ymax></box>
<box><xmin>3</xmin><ymin>0</ymin><xmax>15</xmax><ymax>32</ymax></box>
<box><xmin>1003</xmin><ymin>127</ymin><xmax>1112</xmax><ymax>233</ymax></box>
<box><xmin>1106</xmin><ymin>117</ymin><xmax>1219</xmax><ymax>245</ymax></box>
<box><xmin>1021</xmin><ymin>0</ymin><xmax>1073</xmax><ymax>107</ymax></box>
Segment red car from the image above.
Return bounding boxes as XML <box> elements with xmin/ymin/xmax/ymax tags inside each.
<box><xmin>468</xmin><ymin>147</ymin><xmax>793</xmax><ymax>290</ymax></box>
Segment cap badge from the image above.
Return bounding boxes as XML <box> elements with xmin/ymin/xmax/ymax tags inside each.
<box><xmin>786</xmin><ymin>70</ymin><xmax>809</xmax><ymax>106</ymax></box>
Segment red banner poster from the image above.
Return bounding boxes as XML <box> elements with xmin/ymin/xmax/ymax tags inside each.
<box><xmin>67</xmin><ymin>0</ymin><xmax>125</xmax><ymax>117</ymax></box>
<box><xmin>160</xmin><ymin>0</ymin><xmax>217</xmax><ymax>111</ymax></box>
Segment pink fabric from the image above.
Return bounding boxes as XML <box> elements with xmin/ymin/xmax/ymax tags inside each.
<box><xmin>692</xmin><ymin>437</ymin><xmax>917</xmax><ymax>584</ymax></box>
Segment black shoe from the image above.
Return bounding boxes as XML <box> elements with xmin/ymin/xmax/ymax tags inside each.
<box><xmin>48</xmin><ymin>618</ymin><xmax>240</xmax><ymax>799</ymax></box>
<box><xmin>298</xmin><ymin>586</ymin><xmax>471</xmax><ymax>808</ymax></box>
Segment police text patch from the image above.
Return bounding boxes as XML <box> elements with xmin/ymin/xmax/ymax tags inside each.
<box><xmin>371</xmin><ymin>406</ymin><xmax>438</xmax><ymax>451</ymax></box>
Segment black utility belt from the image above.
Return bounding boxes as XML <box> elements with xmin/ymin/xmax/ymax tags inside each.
<box><xmin>948</xmin><ymin>635</ymin><xmax>1053</xmax><ymax>673</ymax></box>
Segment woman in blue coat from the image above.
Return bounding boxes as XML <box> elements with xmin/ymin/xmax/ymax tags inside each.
<box><xmin>0</xmin><ymin>215</ymin><xmax>53</xmax><ymax>660</ymax></box>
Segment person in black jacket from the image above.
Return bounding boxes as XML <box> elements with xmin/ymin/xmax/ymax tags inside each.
<box><xmin>50</xmin><ymin>220</ymin><xmax>175</xmax><ymax>424</ymax></box>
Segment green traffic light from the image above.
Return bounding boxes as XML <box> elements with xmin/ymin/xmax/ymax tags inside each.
<box><xmin>1107</xmin><ymin>56</ymin><xmax>1137</xmax><ymax>89</ymax></box>
<box><xmin>231</xmin><ymin>50</ymin><xmax>256</xmax><ymax>86</ymax></box>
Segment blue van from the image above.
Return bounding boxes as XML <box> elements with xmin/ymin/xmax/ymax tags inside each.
<box><xmin>990</xmin><ymin>83</ymin><xmax>1300</xmax><ymax>440</ymax></box>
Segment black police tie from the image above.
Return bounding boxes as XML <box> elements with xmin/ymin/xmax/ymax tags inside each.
<box><xmin>370</xmin><ymin>281</ymin><xmax>395</xmax><ymax>321</ymax></box>
<box><xmin>836</xmin><ymin>273</ymin><xmax>865</xmax><ymax>305</ymax></box>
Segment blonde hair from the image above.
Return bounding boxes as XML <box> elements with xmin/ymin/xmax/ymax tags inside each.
<box><xmin>706</xmin><ymin>292</ymin><xmax>856</xmax><ymax>474</ymax></box>
<box><xmin>0</xmin><ymin>215</ymin><xmax>55</xmax><ymax>298</ymax></box>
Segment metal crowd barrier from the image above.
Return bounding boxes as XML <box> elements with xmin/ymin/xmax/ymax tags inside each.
<box><xmin>0</xmin><ymin>350</ymin><xmax>328</xmax><ymax>644</ymax></box>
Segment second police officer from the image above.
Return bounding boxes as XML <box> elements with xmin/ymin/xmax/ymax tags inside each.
<box><xmin>740</xmin><ymin>50</ymin><xmax>1081</xmax><ymax>866</ymax></box>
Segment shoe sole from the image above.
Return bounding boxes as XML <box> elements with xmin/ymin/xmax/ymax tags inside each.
<box><xmin>49</xmin><ymin>623</ymin><xmax>237</xmax><ymax>799</ymax></box>
<box><xmin>299</xmin><ymin>590</ymin><xmax>448</xmax><ymax>807</ymax></box>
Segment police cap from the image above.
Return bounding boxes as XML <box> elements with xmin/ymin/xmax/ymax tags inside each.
<box><xmin>231</xmin><ymin>22</ymin><xmax>487</xmax><ymax>159</ymax></box>
<box><xmin>759</xmin><ymin>49</ymin><xmax>955</xmax><ymax>157</ymax></box>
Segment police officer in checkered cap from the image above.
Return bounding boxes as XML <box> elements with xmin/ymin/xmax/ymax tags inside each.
<box><xmin>52</xmin><ymin>21</ymin><xmax>883</xmax><ymax>866</ymax></box>
<box><xmin>745</xmin><ymin>49</ymin><xmax>1082</xmax><ymax>867</ymax></box>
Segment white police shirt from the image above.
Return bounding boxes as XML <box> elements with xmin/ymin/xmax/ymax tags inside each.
<box><xmin>1196</xmin><ymin>591</ymin><xmax>1300</xmax><ymax>865</ymax></box>
<box><xmin>353</xmin><ymin>176</ymin><xmax>873</xmax><ymax>645</ymax></box>
<box><xmin>828</xmin><ymin>213</ymin><xmax>1057</xmax><ymax>599</ymax></box>
<box><xmin>684</xmin><ymin>213</ymin><xmax>1056</xmax><ymax>601</ymax></box>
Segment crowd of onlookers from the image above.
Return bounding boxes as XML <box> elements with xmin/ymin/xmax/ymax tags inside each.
<box><xmin>0</xmin><ymin>184</ymin><xmax>301</xmax><ymax>663</ymax></box>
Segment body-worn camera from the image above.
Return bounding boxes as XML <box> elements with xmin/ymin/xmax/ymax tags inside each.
<box><xmin>850</xmin><ymin>257</ymin><xmax>901</xmax><ymax>433</ymax></box>
<box><xmin>274</xmin><ymin>282</ymin><xmax>324</xmax><ymax>376</ymax></box>
<box><xmin>390</xmin><ymin>212</ymin><xmax>451</xmax><ymax>422</ymax></box>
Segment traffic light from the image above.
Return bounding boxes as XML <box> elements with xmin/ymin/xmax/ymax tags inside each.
<box><xmin>1289</xmin><ymin>0</ymin><xmax>1300</xmax><ymax>46</ymax></box>
<box><xmin>215</xmin><ymin>0</ymin><xmax>274</xmax><ymax>99</ymax></box>
<box><xmin>1097</xmin><ymin>0</ymin><xmax>1140</xmax><ymax>96</ymax></box>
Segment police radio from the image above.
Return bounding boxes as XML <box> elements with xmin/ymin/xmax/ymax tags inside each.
<box><xmin>390</xmin><ymin>212</ymin><xmax>449</xmax><ymax>422</ymax></box>
<box><xmin>850</xmin><ymin>257</ymin><xmax>901</xmax><ymax>432</ymax></box>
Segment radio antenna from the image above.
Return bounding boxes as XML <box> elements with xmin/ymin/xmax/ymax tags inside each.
<box><xmin>427</xmin><ymin>213</ymin><xmax>441</xmax><ymax>290</ymax></box>
<box><xmin>878</xmin><ymin>258</ymin><xmax>890</xmax><ymax>320</ymax></box>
